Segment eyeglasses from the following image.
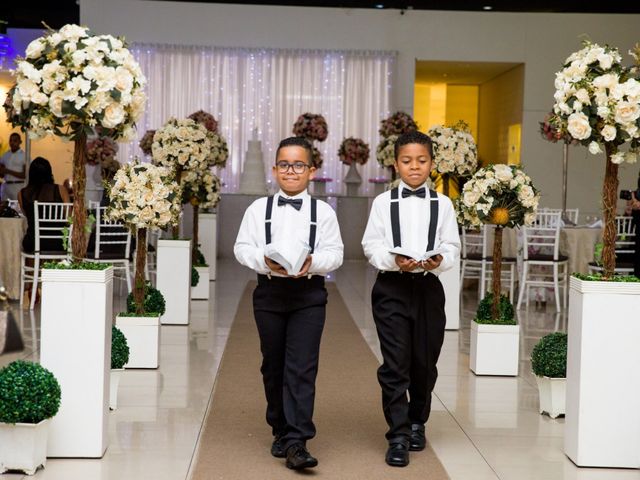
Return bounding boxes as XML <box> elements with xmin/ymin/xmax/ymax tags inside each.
<box><xmin>275</xmin><ymin>161</ymin><xmax>311</xmax><ymax>174</ymax></box>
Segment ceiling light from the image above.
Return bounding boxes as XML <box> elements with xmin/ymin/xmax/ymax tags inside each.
<box><xmin>375</xmin><ymin>4</ymin><xmax>384</xmax><ymax>8</ymax></box>
<box><xmin>483</xmin><ymin>5</ymin><xmax>493</xmax><ymax>10</ymax></box>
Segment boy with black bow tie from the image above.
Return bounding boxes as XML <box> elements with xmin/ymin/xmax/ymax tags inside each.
<box><xmin>362</xmin><ymin>131</ymin><xmax>460</xmax><ymax>467</ymax></box>
<box><xmin>234</xmin><ymin>136</ymin><xmax>343</xmax><ymax>470</ymax></box>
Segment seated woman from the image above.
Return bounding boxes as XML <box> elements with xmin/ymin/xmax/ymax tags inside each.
<box><xmin>18</xmin><ymin>157</ymin><xmax>71</xmax><ymax>253</ymax></box>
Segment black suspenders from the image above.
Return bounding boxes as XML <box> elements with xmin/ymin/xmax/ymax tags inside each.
<box><xmin>389</xmin><ymin>187</ymin><xmax>439</xmax><ymax>251</ymax></box>
<box><xmin>265</xmin><ymin>195</ymin><xmax>317</xmax><ymax>254</ymax></box>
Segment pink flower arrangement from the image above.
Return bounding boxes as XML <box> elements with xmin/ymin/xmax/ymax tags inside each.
<box><xmin>379</xmin><ymin>111</ymin><xmax>418</xmax><ymax>138</ymax></box>
<box><xmin>338</xmin><ymin>137</ymin><xmax>370</xmax><ymax>166</ymax></box>
<box><xmin>188</xmin><ymin>110</ymin><xmax>219</xmax><ymax>133</ymax></box>
<box><xmin>139</xmin><ymin>129</ymin><xmax>156</xmax><ymax>155</ymax></box>
<box><xmin>292</xmin><ymin>113</ymin><xmax>328</xmax><ymax>142</ymax></box>
<box><xmin>539</xmin><ymin>112</ymin><xmax>578</xmax><ymax>145</ymax></box>
<box><xmin>86</xmin><ymin>136</ymin><xmax>118</xmax><ymax>166</ymax></box>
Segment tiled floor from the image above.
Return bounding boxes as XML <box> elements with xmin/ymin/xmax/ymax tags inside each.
<box><xmin>1</xmin><ymin>260</ymin><xmax>638</xmax><ymax>479</ymax></box>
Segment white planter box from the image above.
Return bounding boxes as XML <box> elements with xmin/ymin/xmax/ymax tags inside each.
<box><xmin>115</xmin><ymin>315</ymin><xmax>161</xmax><ymax>369</ymax></box>
<box><xmin>40</xmin><ymin>267</ymin><xmax>112</xmax><ymax>458</ymax></box>
<box><xmin>199</xmin><ymin>213</ymin><xmax>217</xmax><ymax>281</ymax></box>
<box><xmin>469</xmin><ymin>322</ymin><xmax>520</xmax><ymax>376</ymax></box>
<box><xmin>535</xmin><ymin>376</ymin><xmax>566</xmax><ymax>419</ymax></box>
<box><xmin>109</xmin><ymin>369</ymin><xmax>124</xmax><ymax>410</ymax></box>
<box><xmin>440</xmin><ymin>255</ymin><xmax>460</xmax><ymax>330</ymax></box>
<box><xmin>0</xmin><ymin>419</ymin><xmax>49</xmax><ymax>475</ymax></box>
<box><xmin>565</xmin><ymin>277</ymin><xmax>640</xmax><ymax>468</ymax></box>
<box><xmin>157</xmin><ymin>240</ymin><xmax>191</xmax><ymax>325</ymax></box>
<box><xmin>191</xmin><ymin>266</ymin><xmax>210</xmax><ymax>300</ymax></box>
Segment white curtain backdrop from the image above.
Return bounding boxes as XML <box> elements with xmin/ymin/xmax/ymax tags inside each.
<box><xmin>120</xmin><ymin>43</ymin><xmax>395</xmax><ymax>195</ymax></box>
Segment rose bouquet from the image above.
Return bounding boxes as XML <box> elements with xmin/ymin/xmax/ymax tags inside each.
<box><xmin>188</xmin><ymin>110</ymin><xmax>218</xmax><ymax>133</ymax></box>
<box><xmin>207</xmin><ymin>131</ymin><xmax>229</xmax><ymax>169</ymax></box>
<box><xmin>552</xmin><ymin>40</ymin><xmax>640</xmax><ymax>277</ymax></box>
<box><xmin>338</xmin><ymin>137</ymin><xmax>370</xmax><ymax>166</ymax></box>
<box><xmin>3</xmin><ymin>23</ymin><xmax>146</xmax><ymax>260</ymax></box>
<box><xmin>376</xmin><ymin>134</ymin><xmax>398</xmax><ymax>169</ymax></box>
<box><xmin>152</xmin><ymin>117</ymin><xmax>211</xmax><ymax>176</ymax></box>
<box><xmin>428</xmin><ymin>121</ymin><xmax>478</xmax><ymax>177</ymax></box>
<box><xmin>379</xmin><ymin>111</ymin><xmax>418</xmax><ymax>138</ymax></box>
<box><xmin>456</xmin><ymin>164</ymin><xmax>539</xmax><ymax>319</ymax></box>
<box><xmin>292</xmin><ymin>113</ymin><xmax>328</xmax><ymax>142</ymax></box>
<box><xmin>107</xmin><ymin>161</ymin><xmax>181</xmax><ymax>314</ymax></box>
<box><xmin>139</xmin><ymin>129</ymin><xmax>156</xmax><ymax>155</ymax></box>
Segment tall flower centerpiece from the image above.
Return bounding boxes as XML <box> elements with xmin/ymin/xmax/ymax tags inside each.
<box><xmin>292</xmin><ymin>113</ymin><xmax>328</xmax><ymax>169</ymax></box>
<box><xmin>188</xmin><ymin>109</ymin><xmax>229</xmax><ymax>169</ymax></box>
<box><xmin>551</xmin><ymin>40</ymin><xmax>640</xmax><ymax>278</ymax></box>
<box><xmin>107</xmin><ymin>161</ymin><xmax>181</xmax><ymax>314</ymax></box>
<box><xmin>4</xmin><ymin>24</ymin><xmax>146</xmax><ymax>260</ymax></box>
<box><xmin>428</xmin><ymin>120</ymin><xmax>478</xmax><ymax>198</ymax></box>
<box><xmin>378</xmin><ymin>112</ymin><xmax>418</xmax><ymax>180</ymax></box>
<box><xmin>456</xmin><ymin>164</ymin><xmax>539</xmax><ymax>319</ymax></box>
<box><xmin>338</xmin><ymin>137</ymin><xmax>370</xmax><ymax>195</ymax></box>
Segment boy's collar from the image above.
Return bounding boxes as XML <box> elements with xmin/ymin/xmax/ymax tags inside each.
<box><xmin>398</xmin><ymin>179</ymin><xmax>430</xmax><ymax>192</ymax></box>
<box><xmin>277</xmin><ymin>188</ymin><xmax>309</xmax><ymax>199</ymax></box>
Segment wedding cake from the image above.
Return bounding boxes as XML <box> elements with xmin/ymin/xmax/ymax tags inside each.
<box><xmin>239</xmin><ymin>129</ymin><xmax>267</xmax><ymax>195</ymax></box>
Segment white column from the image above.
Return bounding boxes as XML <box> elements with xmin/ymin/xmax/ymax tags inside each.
<box><xmin>441</xmin><ymin>255</ymin><xmax>460</xmax><ymax>330</ymax></box>
<box><xmin>157</xmin><ymin>239</ymin><xmax>191</xmax><ymax>325</ymax></box>
<box><xmin>198</xmin><ymin>212</ymin><xmax>217</xmax><ymax>280</ymax></box>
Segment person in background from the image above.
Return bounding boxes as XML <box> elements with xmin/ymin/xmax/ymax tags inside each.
<box><xmin>0</xmin><ymin>133</ymin><xmax>28</xmax><ymax>201</ymax></box>
<box><xmin>18</xmin><ymin>157</ymin><xmax>70</xmax><ymax>253</ymax></box>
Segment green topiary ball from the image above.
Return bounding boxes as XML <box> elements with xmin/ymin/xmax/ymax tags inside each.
<box><xmin>191</xmin><ymin>265</ymin><xmax>200</xmax><ymax>287</ymax></box>
<box><xmin>126</xmin><ymin>283</ymin><xmax>166</xmax><ymax>316</ymax></box>
<box><xmin>531</xmin><ymin>332</ymin><xmax>567</xmax><ymax>378</ymax></box>
<box><xmin>0</xmin><ymin>360</ymin><xmax>61</xmax><ymax>424</ymax></box>
<box><xmin>111</xmin><ymin>326</ymin><xmax>130</xmax><ymax>370</ymax></box>
<box><xmin>474</xmin><ymin>292</ymin><xmax>516</xmax><ymax>325</ymax></box>
<box><xmin>195</xmin><ymin>247</ymin><xmax>207</xmax><ymax>267</ymax></box>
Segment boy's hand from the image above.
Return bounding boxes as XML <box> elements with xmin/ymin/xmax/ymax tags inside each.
<box><xmin>395</xmin><ymin>254</ymin><xmax>419</xmax><ymax>272</ymax></box>
<box><xmin>421</xmin><ymin>254</ymin><xmax>442</xmax><ymax>271</ymax></box>
<box><xmin>293</xmin><ymin>255</ymin><xmax>312</xmax><ymax>278</ymax></box>
<box><xmin>264</xmin><ymin>256</ymin><xmax>288</xmax><ymax>276</ymax></box>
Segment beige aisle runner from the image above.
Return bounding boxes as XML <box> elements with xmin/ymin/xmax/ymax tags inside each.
<box><xmin>190</xmin><ymin>282</ymin><xmax>450</xmax><ymax>480</ymax></box>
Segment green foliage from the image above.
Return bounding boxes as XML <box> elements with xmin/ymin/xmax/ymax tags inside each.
<box><xmin>126</xmin><ymin>283</ymin><xmax>166</xmax><ymax>316</ymax></box>
<box><xmin>111</xmin><ymin>326</ymin><xmax>130</xmax><ymax>369</ymax></box>
<box><xmin>474</xmin><ymin>292</ymin><xmax>516</xmax><ymax>325</ymax></box>
<box><xmin>195</xmin><ymin>247</ymin><xmax>208</xmax><ymax>267</ymax></box>
<box><xmin>0</xmin><ymin>361</ymin><xmax>61</xmax><ymax>424</ymax></box>
<box><xmin>593</xmin><ymin>242</ymin><xmax>603</xmax><ymax>266</ymax></box>
<box><xmin>531</xmin><ymin>332</ymin><xmax>567</xmax><ymax>378</ymax></box>
<box><xmin>43</xmin><ymin>261</ymin><xmax>111</xmax><ymax>270</ymax></box>
<box><xmin>191</xmin><ymin>266</ymin><xmax>200</xmax><ymax>287</ymax></box>
<box><xmin>572</xmin><ymin>272</ymin><xmax>640</xmax><ymax>282</ymax></box>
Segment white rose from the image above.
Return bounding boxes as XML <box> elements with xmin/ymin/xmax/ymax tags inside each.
<box><xmin>114</xmin><ymin>67</ymin><xmax>134</xmax><ymax>93</ymax></box>
<box><xmin>494</xmin><ymin>165</ymin><xmax>513</xmax><ymax>183</ymax></box>
<box><xmin>597</xmin><ymin>106</ymin><xmax>610</xmax><ymax>118</ymax></box>
<box><xmin>463</xmin><ymin>189</ymin><xmax>481</xmax><ymax>207</ymax></box>
<box><xmin>48</xmin><ymin>33</ymin><xmax>63</xmax><ymax>46</ymax></box>
<box><xmin>71</xmin><ymin>49</ymin><xmax>88</xmax><ymax>67</ymax></box>
<box><xmin>593</xmin><ymin>74</ymin><xmax>619</xmax><ymax>90</ymax></box>
<box><xmin>610</xmin><ymin>152</ymin><xmax>625</xmax><ymax>164</ymax></box>
<box><xmin>102</xmin><ymin>102</ymin><xmax>126</xmax><ymax>128</ymax></box>
<box><xmin>120</xmin><ymin>126</ymin><xmax>136</xmax><ymax>142</ymax></box>
<box><xmin>18</xmin><ymin>61</ymin><xmax>42</xmax><ymax>83</ymax></box>
<box><xmin>59</xmin><ymin>24</ymin><xmax>88</xmax><ymax>41</ymax></box>
<box><xmin>30</xmin><ymin>91</ymin><xmax>48</xmax><ymax>105</ymax></box>
<box><xmin>63</xmin><ymin>41</ymin><xmax>77</xmax><ymax>54</ymax></box>
<box><xmin>26</xmin><ymin>39</ymin><xmax>45</xmax><ymax>59</ymax></box>
<box><xmin>575</xmin><ymin>89</ymin><xmax>590</xmax><ymax>104</ymax></box>
<box><xmin>524</xmin><ymin>212</ymin><xmax>536</xmax><ymax>226</ymax></box>
<box><xmin>17</xmin><ymin>79</ymin><xmax>40</xmax><ymax>101</ymax></box>
<box><xmin>567</xmin><ymin>112</ymin><xmax>592</xmax><ymax>140</ymax></box>
<box><xmin>614</xmin><ymin>101</ymin><xmax>640</xmax><ymax>125</ymax></box>
<box><xmin>518</xmin><ymin>185</ymin><xmax>535</xmax><ymax>207</ymax></box>
<box><xmin>625</xmin><ymin>125</ymin><xmax>639</xmax><ymax>138</ymax></box>
<box><xmin>588</xmin><ymin>141</ymin><xmax>602</xmax><ymax>155</ymax></box>
<box><xmin>597</xmin><ymin>53</ymin><xmax>614</xmax><ymax>70</ymax></box>
<box><xmin>573</xmin><ymin>101</ymin><xmax>583</xmax><ymax>112</ymax></box>
<box><xmin>93</xmin><ymin>66</ymin><xmax>117</xmax><ymax>92</ymax></box>
<box><xmin>622</xmin><ymin>78</ymin><xmax>640</xmax><ymax>99</ymax></box>
<box><xmin>601</xmin><ymin>125</ymin><xmax>617</xmax><ymax>142</ymax></box>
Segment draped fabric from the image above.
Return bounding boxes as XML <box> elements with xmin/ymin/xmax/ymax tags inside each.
<box><xmin>122</xmin><ymin>43</ymin><xmax>395</xmax><ymax>195</ymax></box>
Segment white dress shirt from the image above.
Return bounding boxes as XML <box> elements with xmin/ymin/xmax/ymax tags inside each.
<box><xmin>0</xmin><ymin>149</ymin><xmax>27</xmax><ymax>201</ymax></box>
<box><xmin>234</xmin><ymin>188</ymin><xmax>344</xmax><ymax>276</ymax></box>
<box><xmin>362</xmin><ymin>180</ymin><xmax>461</xmax><ymax>275</ymax></box>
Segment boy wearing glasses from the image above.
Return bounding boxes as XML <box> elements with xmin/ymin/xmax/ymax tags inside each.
<box><xmin>234</xmin><ymin>136</ymin><xmax>343</xmax><ymax>470</ymax></box>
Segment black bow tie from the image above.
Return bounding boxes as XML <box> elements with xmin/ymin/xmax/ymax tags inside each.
<box><xmin>401</xmin><ymin>187</ymin><xmax>426</xmax><ymax>198</ymax></box>
<box><xmin>278</xmin><ymin>197</ymin><xmax>303</xmax><ymax>210</ymax></box>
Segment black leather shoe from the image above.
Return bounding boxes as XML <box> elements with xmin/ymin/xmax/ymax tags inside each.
<box><xmin>271</xmin><ymin>435</ymin><xmax>285</xmax><ymax>458</ymax></box>
<box><xmin>385</xmin><ymin>443</ymin><xmax>410</xmax><ymax>467</ymax></box>
<box><xmin>409</xmin><ymin>424</ymin><xmax>426</xmax><ymax>451</ymax></box>
<box><xmin>285</xmin><ymin>443</ymin><xmax>318</xmax><ymax>470</ymax></box>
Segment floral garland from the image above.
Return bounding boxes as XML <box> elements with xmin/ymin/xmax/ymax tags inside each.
<box><xmin>139</xmin><ymin>129</ymin><xmax>156</xmax><ymax>155</ymax></box>
<box><xmin>552</xmin><ymin>40</ymin><xmax>640</xmax><ymax>163</ymax></box>
<box><xmin>376</xmin><ymin>134</ymin><xmax>398</xmax><ymax>168</ymax></box>
<box><xmin>4</xmin><ymin>24</ymin><xmax>146</xmax><ymax>141</ymax></box>
<box><xmin>428</xmin><ymin>121</ymin><xmax>478</xmax><ymax>177</ymax></box>
<box><xmin>151</xmin><ymin>118</ymin><xmax>211</xmax><ymax>175</ymax></box>
<box><xmin>188</xmin><ymin>110</ymin><xmax>218</xmax><ymax>133</ymax></box>
<box><xmin>107</xmin><ymin>161</ymin><xmax>181</xmax><ymax>230</ymax></box>
<box><xmin>379</xmin><ymin>111</ymin><xmax>418</xmax><ymax>138</ymax></box>
<box><xmin>87</xmin><ymin>136</ymin><xmax>118</xmax><ymax>166</ymax></box>
<box><xmin>182</xmin><ymin>169</ymin><xmax>222</xmax><ymax>210</ymax></box>
<box><xmin>292</xmin><ymin>113</ymin><xmax>328</xmax><ymax>142</ymax></box>
<box><xmin>338</xmin><ymin>137</ymin><xmax>370</xmax><ymax>166</ymax></box>
<box><xmin>455</xmin><ymin>164</ymin><xmax>539</xmax><ymax>229</ymax></box>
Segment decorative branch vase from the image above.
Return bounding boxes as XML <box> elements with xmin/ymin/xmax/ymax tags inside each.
<box><xmin>344</xmin><ymin>163</ymin><xmax>362</xmax><ymax>196</ymax></box>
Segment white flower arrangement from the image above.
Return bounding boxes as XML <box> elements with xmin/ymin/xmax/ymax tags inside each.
<box><xmin>455</xmin><ymin>164</ymin><xmax>540</xmax><ymax>229</ymax></box>
<box><xmin>107</xmin><ymin>161</ymin><xmax>181</xmax><ymax>230</ymax></box>
<box><xmin>207</xmin><ymin>131</ymin><xmax>229</xmax><ymax>169</ymax></box>
<box><xmin>5</xmin><ymin>24</ymin><xmax>146</xmax><ymax>141</ymax></box>
<box><xmin>552</xmin><ymin>40</ymin><xmax>640</xmax><ymax>163</ymax></box>
<box><xmin>428</xmin><ymin>122</ymin><xmax>478</xmax><ymax>176</ymax></box>
<box><xmin>376</xmin><ymin>134</ymin><xmax>398</xmax><ymax>168</ymax></box>
<box><xmin>183</xmin><ymin>169</ymin><xmax>222</xmax><ymax>210</ymax></box>
<box><xmin>152</xmin><ymin>117</ymin><xmax>212</xmax><ymax>175</ymax></box>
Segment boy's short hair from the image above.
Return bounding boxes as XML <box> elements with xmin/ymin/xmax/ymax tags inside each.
<box><xmin>275</xmin><ymin>137</ymin><xmax>313</xmax><ymax>165</ymax></box>
<box><xmin>394</xmin><ymin>131</ymin><xmax>434</xmax><ymax>160</ymax></box>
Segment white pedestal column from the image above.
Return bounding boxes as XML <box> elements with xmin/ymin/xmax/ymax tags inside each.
<box><xmin>199</xmin><ymin>213</ymin><xmax>217</xmax><ymax>281</ymax></box>
<box><xmin>565</xmin><ymin>277</ymin><xmax>640</xmax><ymax>468</ymax></box>
<box><xmin>469</xmin><ymin>322</ymin><xmax>520</xmax><ymax>376</ymax></box>
<box><xmin>191</xmin><ymin>266</ymin><xmax>210</xmax><ymax>300</ymax></box>
<box><xmin>157</xmin><ymin>240</ymin><xmax>191</xmax><ymax>325</ymax></box>
<box><xmin>115</xmin><ymin>315</ymin><xmax>161</xmax><ymax>369</ymax></box>
<box><xmin>40</xmin><ymin>267</ymin><xmax>113</xmax><ymax>458</ymax></box>
<box><xmin>440</xmin><ymin>255</ymin><xmax>460</xmax><ymax>330</ymax></box>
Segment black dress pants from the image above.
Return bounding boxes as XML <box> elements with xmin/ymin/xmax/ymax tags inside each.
<box><xmin>371</xmin><ymin>271</ymin><xmax>446</xmax><ymax>445</ymax></box>
<box><xmin>252</xmin><ymin>274</ymin><xmax>327</xmax><ymax>450</ymax></box>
